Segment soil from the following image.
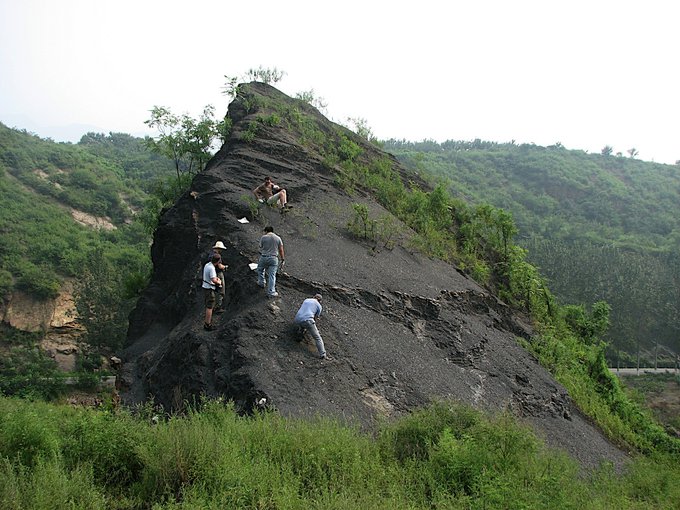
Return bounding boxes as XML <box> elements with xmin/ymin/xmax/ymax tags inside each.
<box><xmin>119</xmin><ymin>83</ymin><xmax>630</xmax><ymax>471</ymax></box>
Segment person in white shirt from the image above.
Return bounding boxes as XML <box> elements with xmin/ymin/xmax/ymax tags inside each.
<box><xmin>202</xmin><ymin>253</ymin><xmax>222</xmax><ymax>330</ymax></box>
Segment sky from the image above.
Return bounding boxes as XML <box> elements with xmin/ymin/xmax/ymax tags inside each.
<box><xmin>1</xmin><ymin>0</ymin><xmax>678</xmax><ymax>164</ymax></box>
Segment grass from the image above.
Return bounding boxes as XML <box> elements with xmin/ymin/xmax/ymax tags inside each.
<box><xmin>1</xmin><ymin>397</ymin><xmax>680</xmax><ymax>509</ymax></box>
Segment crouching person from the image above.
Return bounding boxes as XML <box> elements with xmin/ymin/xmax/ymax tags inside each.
<box><xmin>294</xmin><ymin>294</ymin><xmax>329</xmax><ymax>360</ymax></box>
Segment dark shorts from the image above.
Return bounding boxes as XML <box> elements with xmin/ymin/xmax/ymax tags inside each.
<box><xmin>204</xmin><ymin>288</ymin><xmax>216</xmax><ymax>309</ymax></box>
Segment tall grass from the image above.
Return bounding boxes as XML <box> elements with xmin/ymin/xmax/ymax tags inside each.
<box><xmin>1</xmin><ymin>397</ymin><xmax>679</xmax><ymax>509</ymax></box>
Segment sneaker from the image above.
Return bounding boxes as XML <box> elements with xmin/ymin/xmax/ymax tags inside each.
<box><xmin>203</xmin><ymin>323</ymin><xmax>213</xmax><ymax>331</ymax></box>
<box><xmin>320</xmin><ymin>354</ymin><xmax>333</xmax><ymax>361</ymax></box>
<box><xmin>267</xmin><ymin>292</ymin><xmax>279</xmax><ymax>297</ymax></box>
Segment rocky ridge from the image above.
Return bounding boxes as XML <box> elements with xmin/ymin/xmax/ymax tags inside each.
<box><xmin>119</xmin><ymin>82</ymin><xmax>628</xmax><ymax>469</ymax></box>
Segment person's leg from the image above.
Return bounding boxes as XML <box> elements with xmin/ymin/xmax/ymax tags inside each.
<box><xmin>204</xmin><ymin>289</ymin><xmax>215</xmax><ymax>328</ymax></box>
<box><xmin>256</xmin><ymin>256</ymin><xmax>266</xmax><ymax>287</ymax></box>
<box><xmin>279</xmin><ymin>189</ymin><xmax>287</xmax><ymax>207</ymax></box>
<box><xmin>216</xmin><ymin>271</ymin><xmax>225</xmax><ymax>309</ymax></box>
<box><xmin>304</xmin><ymin>319</ymin><xmax>326</xmax><ymax>357</ymax></box>
<box><xmin>266</xmin><ymin>257</ymin><xmax>279</xmax><ymax>295</ymax></box>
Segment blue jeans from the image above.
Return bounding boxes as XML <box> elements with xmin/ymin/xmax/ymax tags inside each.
<box><xmin>257</xmin><ymin>255</ymin><xmax>279</xmax><ymax>295</ymax></box>
<box><xmin>297</xmin><ymin>318</ymin><xmax>326</xmax><ymax>357</ymax></box>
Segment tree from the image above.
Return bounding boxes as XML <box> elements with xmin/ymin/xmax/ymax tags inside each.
<box><xmin>601</xmin><ymin>145</ymin><xmax>613</xmax><ymax>156</ymax></box>
<box><xmin>295</xmin><ymin>89</ymin><xmax>328</xmax><ymax>112</ymax></box>
<box><xmin>223</xmin><ymin>67</ymin><xmax>287</xmax><ymax>99</ymax></box>
<box><xmin>627</xmin><ymin>147</ymin><xmax>639</xmax><ymax>158</ymax></box>
<box><xmin>245</xmin><ymin>66</ymin><xmax>286</xmax><ymax>84</ymax></box>
<box><xmin>144</xmin><ymin>105</ymin><xmax>228</xmax><ymax>185</ymax></box>
<box><xmin>73</xmin><ymin>257</ymin><xmax>133</xmax><ymax>357</ymax></box>
<box><xmin>563</xmin><ymin>301</ymin><xmax>611</xmax><ymax>344</ymax></box>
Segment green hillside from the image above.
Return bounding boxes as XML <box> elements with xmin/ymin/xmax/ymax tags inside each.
<box><xmin>0</xmin><ymin>124</ymin><xmax>177</xmax><ymax>395</ymax></box>
<box><xmin>0</xmin><ymin>123</ymin><xmax>174</xmax><ymax>301</ymax></box>
<box><xmin>384</xmin><ymin>139</ymin><xmax>680</xmax><ymax>362</ymax></box>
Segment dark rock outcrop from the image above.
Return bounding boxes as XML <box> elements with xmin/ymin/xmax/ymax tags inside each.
<box><xmin>120</xmin><ymin>83</ymin><xmax>628</xmax><ymax>469</ymax></box>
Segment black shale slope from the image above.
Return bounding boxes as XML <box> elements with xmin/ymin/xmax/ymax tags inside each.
<box><xmin>119</xmin><ymin>82</ymin><xmax>628</xmax><ymax>469</ymax></box>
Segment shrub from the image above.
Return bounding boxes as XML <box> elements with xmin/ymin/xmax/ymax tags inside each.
<box><xmin>16</xmin><ymin>263</ymin><xmax>61</xmax><ymax>300</ymax></box>
<box><xmin>0</xmin><ymin>458</ymin><xmax>108</xmax><ymax>510</ymax></box>
<box><xmin>0</xmin><ymin>399</ymin><xmax>61</xmax><ymax>467</ymax></box>
<box><xmin>62</xmin><ymin>411</ymin><xmax>145</xmax><ymax>488</ymax></box>
<box><xmin>378</xmin><ymin>402</ymin><xmax>481</xmax><ymax>463</ymax></box>
<box><xmin>0</xmin><ymin>347</ymin><xmax>64</xmax><ymax>399</ymax></box>
<box><xmin>0</xmin><ymin>268</ymin><xmax>12</xmax><ymax>300</ymax></box>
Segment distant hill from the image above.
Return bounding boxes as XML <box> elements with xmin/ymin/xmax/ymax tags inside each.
<box><xmin>0</xmin><ymin>123</ymin><xmax>174</xmax><ymax>300</ymax></box>
<box><xmin>0</xmin><ymin>123</ymin><xmax>176</xmax><ymax>384</ymax></box>
<box><xmin>384</xmin><ymin>139</ymin><xmax>680</xmax><ymax>362</ymax></box>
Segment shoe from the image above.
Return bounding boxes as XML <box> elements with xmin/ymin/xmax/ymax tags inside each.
<box><xmin>268</xmin><ymin>292</ymin><xmax>279</xmax><ymax>297</ymax></box>
<box><xmin>203</xmin><ymin>323</ymin><xmax>213</xmax><ymax>331</ymax></box>
<box><xmin>320</xmin><ymin>354</ymin><xmax>332</xmax><ymax>361</ymax></box>
<box><xmin>215</xmin><ymin>308</ymin><xmax>225</xmax><ymax>314</ymax></box>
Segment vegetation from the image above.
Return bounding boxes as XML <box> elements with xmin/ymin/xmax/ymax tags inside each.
<box><xmin>620</xmin><ymin>373</ymin><xmax>680</xmax><ymax>431</ymax></box>
<box><xmin>0</xmin><ymin>123</ymin><xmax>174</xmax><ymax>298</ymax></box>
<box><xmin>144</xmin><ymin>105</ymin><xmax>230</xmax><ymax>185</ymax></box>
<box><xmin>3</xmin><ymin>80</ymin><xmax>680</xmax><ymax>505</ymax></box>
<box><xmin>0</xmin><ymin>397</ymin><xmax>679</xmax><ymax>509</ymax></box>
<box><xmin>0</xmin><ymin>123</ymin><xmax>177</xmax><ymax>382</ymax></box>
<box><xmin>346</xmin><ymin>203</ymin><xmax>399</xmax><ymax>251</ymax></box>
<box><xmin>383</xmin><ymin>139</ymin><xmax>680</xmax><ymax>362</ymax></box>
<box><xmin>0</xmin><ymin>324</ymin><xmax>65</xmax><ymax>400</ymax></box>
<box><xmin>226</xmin><ymin>85</ymin><xmax>680</xmax><ymax>457</ymax></box>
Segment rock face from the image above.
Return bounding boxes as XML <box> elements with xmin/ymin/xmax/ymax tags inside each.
<box><xmin>1</xmin><ymin>280</ymin><xmax>83</xmax><ymax>371</ymax></box>
<box><xmin>120</xmin><ymin>83</ymin><xmax>628</xmax><ymax>469</ymax></box>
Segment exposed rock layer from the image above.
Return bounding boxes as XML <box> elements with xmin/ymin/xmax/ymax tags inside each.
<box><xmin>1</xmin><ymin>280</ymin><xmax>82</xmax><ymax>370</ymax></box>
<box><xmin>120</xmin><ymin>83</ymin><xmax>628</xmax><ymax>470</ymax></box>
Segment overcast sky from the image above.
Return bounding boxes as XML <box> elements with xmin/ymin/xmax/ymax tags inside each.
<box><xmin>1</xmin><ymin>0</ymin><xmax>678</xmax><ymax>164</ymax></box>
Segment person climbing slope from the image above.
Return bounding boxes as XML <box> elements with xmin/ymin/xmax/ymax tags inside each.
<box><xmin>257</xmin><ymin>226</ymin><xmax>285</xmax><ymax>297</ymax></box>
<box><xmin>294</xmin><ymin>294</ymin><xmax>330</xmax><ymax>360</ymax></box>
